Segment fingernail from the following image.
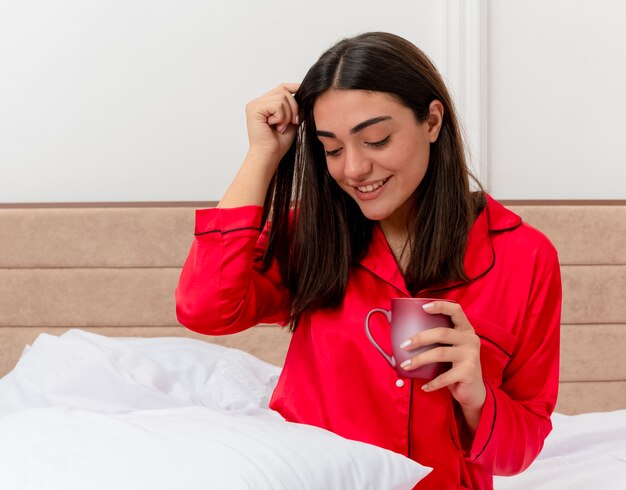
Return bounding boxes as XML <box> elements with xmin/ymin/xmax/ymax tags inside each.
<box><xmin>400</xmin><ymin>359</ymin><xmax>411</xmax><ymax>369</ymax></box>
<box><xmin>399</xmin><ymin>339</ymin><xmax>412</xmax><ymax>350</ymax></box>
<box><xmin>421</xmin><ymin>383</ymin><xmax>429</xmax><ymax>391</ymax></box>
<box><xmin>422</xmin><ymin>302</ymin><xmax>434</xmax><ymax>310</ymax></box>
<box><xmin>295</xmin><ymin>114</ymin><xmax>300</xmax><ymax>125</ymax></box>
<box><xmin>278</xmin><ymin>126</ymin><xmax>286</xmax><ymax>133</ymax></box>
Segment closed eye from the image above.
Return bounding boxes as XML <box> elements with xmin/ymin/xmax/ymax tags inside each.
<box><xmin>365</xmin><ymin>135</ymin><xmax>390</xmax><ymax>148</ymax></box>
<box><xmin>325</xmin><ymin>147</ymin><xmax>342</xmax><ymax>157</ymax></box>
<box><xmin>324</xmin><ymin>135</ymin><xmax>390</xmax><ymax>157</ymax></box>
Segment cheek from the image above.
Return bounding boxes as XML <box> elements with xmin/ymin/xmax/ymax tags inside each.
<box><xmin>325</xmin><ymin>159</ymin><xmax>344</xmax><ymax>182</ymax></box>
<box><xmin>399</xmin><ymin>142</ymin><xmax>430</xmax><ymax>176</ymax></box>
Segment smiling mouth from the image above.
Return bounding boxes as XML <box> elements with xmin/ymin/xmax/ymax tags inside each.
<box><xmin>355</xmin><ymin>177</ymin><xmax>390</xmax><ymax>193</ymax></box>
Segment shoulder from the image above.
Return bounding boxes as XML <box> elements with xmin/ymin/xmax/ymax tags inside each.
<box><xmin>485</xmin><ymin>195</ymin><xmax>559</xmax><ymax>266</ymax></box>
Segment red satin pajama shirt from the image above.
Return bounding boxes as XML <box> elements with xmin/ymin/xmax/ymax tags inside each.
<box><xmin>176</xmin><ymin>194</ymin><xmax>561</xmax><ymax>490</ymax></box>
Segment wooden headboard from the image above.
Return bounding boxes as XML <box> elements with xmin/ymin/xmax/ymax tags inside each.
<box><xmin>1</xmin><ymin>201</ymin><xmax>624</xmax><ymax>415</ymax></box>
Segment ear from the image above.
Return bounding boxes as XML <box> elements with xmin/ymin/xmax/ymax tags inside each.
<box><xmin>426</xmin><ymin>100</ymin><xmax>444</xmax><ymax>143</ymax></box>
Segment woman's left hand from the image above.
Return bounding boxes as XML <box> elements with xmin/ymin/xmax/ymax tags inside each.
<box><xmin>400</xmin><ymin>300</ymin><xmax>486</xmax><ymax>431</ymax></box>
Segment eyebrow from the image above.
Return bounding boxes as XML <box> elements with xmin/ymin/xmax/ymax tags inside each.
<box><xmin>316</xmin><ymin>116</ymin><xmax>392</xmax><ymax>138</ymax></box>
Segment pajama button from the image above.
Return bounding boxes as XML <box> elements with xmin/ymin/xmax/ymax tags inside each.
<box><xmin>395</xmin><ymin>379</ymin><xmax>405</xmax><ymax>388</ymax></box>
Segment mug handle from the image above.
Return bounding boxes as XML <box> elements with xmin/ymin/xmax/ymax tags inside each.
<box><xmin>364</xmin><ymin>308</ymin><xmax>396</xmax><ymax>368</ymax></box>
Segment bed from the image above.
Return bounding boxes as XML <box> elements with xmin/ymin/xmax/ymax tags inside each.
<box><xmin>1</xmin><ymin>201</ymin><xmax>625</xmax><ymax>489</ymax></box>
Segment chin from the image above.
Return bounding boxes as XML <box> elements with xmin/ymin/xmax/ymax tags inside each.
<box><xmin>357</xmin><ymin>206</ymin><xmax>392</xmax><ymax>222</ymax></box>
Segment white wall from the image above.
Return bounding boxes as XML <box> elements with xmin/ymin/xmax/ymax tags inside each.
<box><xmin>487</xmin><ymin>0</ymin><xmax>626</xmax><ymax>199</ymax></box>
<box><xmin>1</xmin><ymin>1</ymin><xmax>624</xmax><ymax>202</ymax></box>
<box><xmin>0</xmin><ymin>0</ymin><xmax>446</xmax><ymax>203</ymax></box>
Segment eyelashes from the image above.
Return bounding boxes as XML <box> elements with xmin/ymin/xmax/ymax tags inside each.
<box><xmin>366</xmin><ymin>135</ymin><xmax>391</xmax><ymax>148</ymax></box>
<box><xmin>324</xmin><ymin>135</ymin><xmax>391</xmax><ymax>157</ymax></box>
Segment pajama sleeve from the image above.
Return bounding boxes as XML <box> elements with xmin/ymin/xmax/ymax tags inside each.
<box><xmin>454</xmin><ymin>238</ymin><xmax>562</xmax><ymax>476</ymax></box>
<box><xmin>175</xmin><ymin>206</ymin><xmax>290</xmax><ymax>334</ymax></box>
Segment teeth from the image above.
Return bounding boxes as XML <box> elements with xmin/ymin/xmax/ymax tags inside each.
<box><xmin>357</xmin><ymin>178</ymin><xmax>387</xmax><ymax>193</ymax></box>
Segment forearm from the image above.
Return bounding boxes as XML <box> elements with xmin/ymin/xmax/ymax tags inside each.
<box><xmin>459</xmin><ymin>395</ymin><xmax>484</xmax><ymax>434</ymax></box>
<box><xmin>218</xmin><ymin>152</ymin><xmax>278</xmax><ymax>208</ymax></box>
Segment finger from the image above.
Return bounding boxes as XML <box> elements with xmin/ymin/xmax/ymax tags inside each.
<box><xmin>263</xmin><ymin>99</ymin><xmax>295</xmax><ymax>133</ymax></box>
<box><xmin>401</xmin><ymin>326</ymin><xmax>460</xmax><ymax>351</ymax></box>
<box><xmin>277</xmin><ymin>84</ymin><xmax>300</xmax><ymax>125</ymax></box>
<box><xmin>278</xmin><ymin>82</ymin><xmax>301</xmax><ymax>94</ymax></box>
<box><xmin>263</xmin><ymin>82</ymin><xmax>300</xmax><ymax>96</ymax></box>
<box><xmin>422</xmin><ymin>301</ymin><xmax>472</xmax><ymax>332</ymax></box>
<box><xmin>420</xmin><ymin>369</ymin><xmax>461</xmax><ymax>392</ymax></box>
<box><xmin>278</xmin><ymin>98</ymin><xmax>297</xmax><ymax>132</ymax></box>
<box><xmin>255</xmin><ymin>83</ymin><xmax>300</xmax><ymax>129</ymax></box>
<box><xmin>399</xmin><ymin>346</ymin><xmax>459</xmax><ymax>372</ymax></box>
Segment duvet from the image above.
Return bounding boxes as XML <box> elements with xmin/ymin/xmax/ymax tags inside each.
<box><xmin>0</xmin><ymin>330</ymin><xmax>624</xmax><ymax>489</ymax></box>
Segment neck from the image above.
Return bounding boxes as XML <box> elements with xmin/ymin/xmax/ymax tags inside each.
<box><xmin>379</xmin><ymin>220</ymin><xmax>410</xmax><ymax>273</ymax></box>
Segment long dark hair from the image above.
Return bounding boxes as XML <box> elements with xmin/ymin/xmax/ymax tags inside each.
<box><xmin>261</xmin><ymin>32</ymin><xmax>484</xmax><ymax>330</ymax></box>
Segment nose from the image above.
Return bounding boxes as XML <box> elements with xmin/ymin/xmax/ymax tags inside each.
<box><xmin>343</xmin><ymin>147</ymin><xmax>373</xmax><ymax>181</ymax></box>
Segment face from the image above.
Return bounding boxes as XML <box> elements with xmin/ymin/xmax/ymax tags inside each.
<box><xmin>313</xmin><ymin>89</ymin><xmax>443</xmax><ymax>229</ymax></box>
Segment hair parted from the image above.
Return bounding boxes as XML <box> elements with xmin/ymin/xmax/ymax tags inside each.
<box><xmin>261</xmin><ymin>31</ymin><xmax>485</xmax><ymax>330</ymax></box>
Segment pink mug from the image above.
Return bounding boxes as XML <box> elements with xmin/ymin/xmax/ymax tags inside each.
<box><xmin>364</xmin><ymin>298</ymin><xmax>454</xmax><ymax>379</ymax></box>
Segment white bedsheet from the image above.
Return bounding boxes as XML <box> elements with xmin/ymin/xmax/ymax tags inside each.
<box><xmin>0</xmin><ymin>329</ymin><xmax>624</xmax><ymax>489</ymax></box>
<box><xmin>493</xmin><ymin>410</ymin><xmax>626</xmax><ymax>489</ymax></box>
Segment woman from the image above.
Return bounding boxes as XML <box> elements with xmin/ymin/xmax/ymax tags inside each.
<box><xmin>176</xmin><ymin>32</ymin><xmax>561</xmax><ymax>489</ymax></box>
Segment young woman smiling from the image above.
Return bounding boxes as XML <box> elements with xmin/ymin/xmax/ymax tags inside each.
<box><xmin>176</xmin><ymin>32</ymin><xmax>561</xmax><ymax>490</ymax></box>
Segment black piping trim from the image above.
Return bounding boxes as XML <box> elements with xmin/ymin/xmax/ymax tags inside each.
<box><xmin>488</xmin><ymin>197</ymin><xmax>523</xmax><ymax>233</ymax></box>
<box><xmin>477</xmin><ymin>335</ymin><xmax>512</xmax><ymax>358</ymax></box>
<box><xmin>471</xmin><ymin>381</ymin><xmax>497</xmax><ymax>462</ymax></box>
<box><xmin>355</xmin><ymin>264</ymin><xmax>409</xmax><ymax>296</ymax></box>
<box><xmin>419</xmin><ymin>238</ymin><xmax>496</xmax><ymax>295</ymax></box>
<box><xmin>449</xmin><ymin>422</ymin><xmax>462</xmax><ymax>452</ymax></box>
<box><xmin>358</xmin><ymin>231</ymin><xmax>497</xmax><ymax>297</ymax></box>
<box><xmin>358</xmin><ymin>201</ymin><xmax>524</xmax><ymax>296</ymax></box>
<box><xmin>194</xmin><ymin>226</ymin><xmax>261</xmax><ymax>237</ymax></box>
<box><xmin>489</xmin><ymin>218</ymin><xmax>523</xmax><ymax>234</ymax></box>
<box><xmin>421</xmin><ymin>200</ymin><xmax>512</xmax><ymax>296</ymax></box>
<box><xmin>407</xmin><ymin>379</ymin><xmax>414</xmax><ymax>458</ymax></box>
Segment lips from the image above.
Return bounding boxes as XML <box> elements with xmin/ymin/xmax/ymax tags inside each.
<box><xmin>355</xmin><ymin>177</ymin><xmax>390</xmax><ymax>193</ymax></box>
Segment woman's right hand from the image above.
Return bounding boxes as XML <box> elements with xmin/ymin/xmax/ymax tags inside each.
<box><xmin>245</xmin><ymin>83</ymin><xmax>301</xmax><ymax>167</ymax></box>
<box><xmin>217</xmin><ymin>83</ymin><xmax>300</xmax><ymax>208</ymax></box>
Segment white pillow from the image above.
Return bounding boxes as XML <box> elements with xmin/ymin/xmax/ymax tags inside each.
<box><xmin>0</xmin><ymin>330</ymin><xmax>431</xmax><ymax>489</ymax></box>
<box><xmin>0</xmin><ymin>329</ymin><xmax>280</xmax><ymax>414</ymax></box>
